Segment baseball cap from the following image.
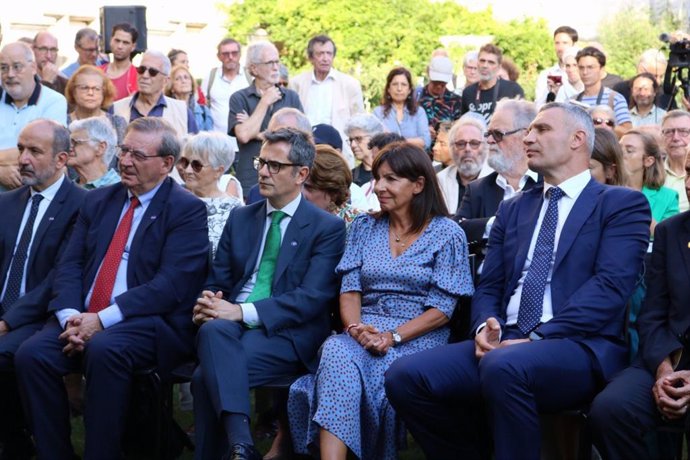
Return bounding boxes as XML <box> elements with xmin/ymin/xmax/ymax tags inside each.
<box><xmin>429</xmin><ymin>56</ymin><xmax>454</xmax><ymax>83</ymax></box>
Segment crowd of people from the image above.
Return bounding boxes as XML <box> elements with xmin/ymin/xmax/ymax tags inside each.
<box><xmin>0</xmin><ymin>18</ymin><xmax>690</xmax><ymax>460</ymax></box>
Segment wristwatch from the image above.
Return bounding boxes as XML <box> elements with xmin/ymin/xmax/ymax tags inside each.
<box><xmin>389</xmin><ymin>329</ymin><xmax>402</xmax><ymax>347</ymax></box>
<box><xmin>529</xmin><ymin>330</ymin><xmax>543</xmax><ymax>341</ymax></box>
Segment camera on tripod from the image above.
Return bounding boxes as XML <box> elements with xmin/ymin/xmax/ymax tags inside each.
<box><xmin>661</xmin><ymin>32</ymin><xmax>690</xmax><ymax>98</ymax></box>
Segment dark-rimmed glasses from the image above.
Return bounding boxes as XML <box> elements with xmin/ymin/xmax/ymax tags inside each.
<box><xmin>485</xmin><ymin>128</ymin><xmax>525</xmax><ymax>143</ymax></box>
<box><xmin>453</xmin><ymin>140</ymin><xmax>482</xmax><ymax>150</ymax></box>
<box><xmin>117</xmin><ymin>145</ymin><xmax>161</xmax><ymax>162</ymax></box>
<box><xmin>177</xmin><ymin>157</ymin><xmax>207</xmax><ymax>173</ymax></box>
<box><xmin>136</xmin><ymin>65</ymin><xmax>166</xmax><ymax>77</ymax></box>
<box><xmin>253</xmin><ymin>157</ymin><xmax>298</xmax><ymax>174</ymax></box>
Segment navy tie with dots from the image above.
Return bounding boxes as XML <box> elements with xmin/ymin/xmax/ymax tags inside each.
<box><xmin>516</xmin><ymin>187</ymin><xmax>564</xmax><ymax>334</ymax></box>
<box><xmin>1</xmin><ymin>194</ymin><xmax>44</xmax><ymax>312</ymax></box>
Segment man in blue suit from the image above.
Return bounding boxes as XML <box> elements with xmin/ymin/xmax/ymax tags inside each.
<box><xmin>191</xmin><ymin>128</ymin><xmax>346</xmax><ymax>460</ymax></box>
<box><xmin>14</xmin><ymin>117</ymin><xmax>209</xmax><ymax>460</ymax></box>
<box><xmin>0</xmin><ymin>119</ymin><xmax>86</xmax><ymax>459</ymax></box>
<box><xmin>385</xmin><ymin>102</ymin><xmax>651</xmax><ymax>460</ymax></box>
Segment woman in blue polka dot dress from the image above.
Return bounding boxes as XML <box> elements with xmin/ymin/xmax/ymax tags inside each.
<box><xmin>288</xmin><ymin>142</ymin><xmax>474</xmax><ymax>459</ymax></box>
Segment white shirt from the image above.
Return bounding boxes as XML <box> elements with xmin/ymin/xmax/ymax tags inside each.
<box><xmin>55</xmin><ymin>181</ymin><xmax>165</xmax><ymax>329</ymax></box>
<box><xmin>504</xmin><ymin>170</ymin><xmax>591</xmax><ymax>326</ymax></box>
<box><xmin>483</xmin><ymin>170</ymin><xmax>540</xmax><ymax>239</ymax></box>
<box><xmin>1</xmin><ymin>174</ymin><xmax>65</xmax><ymax>301</ymax></box>
<box><xmin>202</xmin><ymin>66</ymin><xmax>249</xmax><ymax>151</ymax></box>
<box><xmin>305</xmin><ymin>70</ymin><xmax>335</xmax><ymax>126</ymax></box>
<box><xmin>237</xmin><ymin>193</ymin><xmax>302</xmax><ymax>327</ymax></box>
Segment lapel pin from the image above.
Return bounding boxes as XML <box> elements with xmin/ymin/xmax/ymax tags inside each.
<box><xmin>48</xmin><ymin>217</ymin><xmax>55</xmax><ymax>221</ymax></box>
<box><xmin>291</xmin><ymin>241</ymin><xmax>297</xmax><ymax>247</ymax></box>
<box><xmin>150</xmin><ymin>216</ymin><xmax>157</xmax><ymax>220</ymax></box>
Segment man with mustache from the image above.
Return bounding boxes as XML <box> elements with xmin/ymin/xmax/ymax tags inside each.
<box><xmin>0</xmin><ymin>42</ymin><xmax>67</xmax><ymax>191</ymax></box>
<box><xmin>456</xmin><ymin>99</ymin><xmax>540</xmax><ymax>274</ymax></box>
<box><xmin>0</xmin><ymin>119</ymin><xmax>85</xmax><ymax>459</ymax></box>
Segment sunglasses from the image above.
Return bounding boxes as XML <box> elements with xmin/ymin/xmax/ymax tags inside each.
<box><xmin>177</xmin><ymin>157</ymin><xmax>207</xmax><ymax>173</ymax></box>
<box><xmin>592</xmin><ymin>118</ymin><xmax>615</xmax><ymax>127</ymax></box>
<box><xmin>136</xmin><ymin>65</ymin><xmax>166</xmax><ymax>77</ymax></box>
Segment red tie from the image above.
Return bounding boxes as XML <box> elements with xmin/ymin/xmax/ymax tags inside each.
<box><xmin>88</xmin><ymin>196</ymin><xmax>140</xmax><ymax>313</ymax></box>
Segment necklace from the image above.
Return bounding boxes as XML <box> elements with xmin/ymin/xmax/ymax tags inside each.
<box><xmin>392</xmin><ymin>228</ymin><xmax>410</xmax><ymax>247</ymax></box>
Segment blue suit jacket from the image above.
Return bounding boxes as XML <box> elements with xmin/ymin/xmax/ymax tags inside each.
<box><xmin>205</xmin><ymin>197</ymin><xmax>346</xmax><ymax>372</ymax></box>
<box><xmin>638</xmin><ymin>211</ymin><xmax>690</xmax><ymax>373</ymax></box>
<box><xmin>47</xmin><ymin>178</ymin><xmax>209</xmax><ymax>374</ymax></box>
<box><xmin>0</xmin><ymin>177</ymin><xmax>86</xmax><ymax>329</ymax></box>
<box><xmin>471</xmin><ymin>179</ymin><xmax>651</xmax><ymax>381</ymax></box>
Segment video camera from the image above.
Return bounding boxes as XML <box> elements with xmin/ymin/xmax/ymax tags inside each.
<box><xmin>661</xmin><ymin>32</ymin><xmax>690</xmax><ymax>97</ymax></box>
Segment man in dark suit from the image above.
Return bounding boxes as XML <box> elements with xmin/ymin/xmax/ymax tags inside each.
<box><xmin>590</xmin><ymin>210</ymin><xmax>690</xmax><ymax>458</ymax></box>
<box><xmin>456</xmin><ymin>99</ymin><xmax>538</xmax><ymax>263</ymax></box>
<box><xmin>14</xmin><ymin>117</ymin><xmax>209</xmax><ymax>460</ymax></box>
<box><xmin>385</xmin><ymin>102</ymin><xmax>651</xmax><ymax>460</ymax></box>
<box><xmin>0</xmin><ymin>119</ymin><xmax>85</xmax><ymax>459</ymax></box>
<box><xmin>191</xmin><ymin>128</ymin><xmax>345</xmax><ymax>460</ymax></box>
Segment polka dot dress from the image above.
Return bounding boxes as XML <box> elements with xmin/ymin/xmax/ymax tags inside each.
<box><xmin>288</xmin><ymin>214</ymin><xmax>474</xmax><ymax>459</ymax></box>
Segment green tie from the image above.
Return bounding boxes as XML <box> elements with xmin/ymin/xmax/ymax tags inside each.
<box><xmin>247</xmin><ymin>210</ymin><xmax>287</xmax><ymax>302</ymax></box>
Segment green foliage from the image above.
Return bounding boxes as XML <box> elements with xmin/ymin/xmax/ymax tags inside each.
<box><xmin>598</xmin><ymin>6</ymin><xmax>664</xmax><ymax>79</ymax></box>
<box><xmin>223</xmin><ymin>0</ymin><xmax>550</xmax><ymax>106</ymax></box>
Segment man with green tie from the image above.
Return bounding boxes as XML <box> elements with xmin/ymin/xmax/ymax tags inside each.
<box><xmin>191</xmin><ymin>127</ymin><xmax>346</xmax><ymax>460</ymax></box>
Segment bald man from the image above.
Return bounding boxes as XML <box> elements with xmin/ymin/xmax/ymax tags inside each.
<box><xmin>33</xmin><ymin>31</ymin><xmax>68</xmax><ymax>95</ymax></box>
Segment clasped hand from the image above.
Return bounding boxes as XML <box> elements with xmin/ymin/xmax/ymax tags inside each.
<box><xmin>192</xmin><ymin>290</ymin><xmax>242</xmax><ymax>325</ymax></box>
<box><xmin>59</xmin><ymin>313</ymin><xmax>103</xmax><ymax>356</ymax></box>
<box><xmin>349</xmin><ymin>324</ymin><xmax>392</xmax><ymax>356</ymax></box>
<box><xmin>654</xmin><ymin>370</ymin><xmax>690</xmax><ymax>419</ymax></box>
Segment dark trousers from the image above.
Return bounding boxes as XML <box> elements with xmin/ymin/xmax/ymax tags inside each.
<box><xmin>192</xmin><ymin>320</ymin><xmax>302</xmax><ymax>460</ymax></box>
<box><xmin>15</xmin><ymin>317</ymin><xmax>157</xmax><ymax>460</ymax></box>
<box><xmin>0</xmin><ymin>322</ymin><xmax>43</xmax><ymax>448</ymax></box>
<box><xmin>385</xmin><ymin>335</ymin><xmax>599</xmax><ymax>460</ymax></box>
<box><xmin>589</xmin><ymin>364</ymin><xmax>661</xmax><ymax>459</ymax></box>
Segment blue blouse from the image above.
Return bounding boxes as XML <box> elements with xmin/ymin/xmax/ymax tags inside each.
<box><xmin>373</xmin><ymin>105</ymin><xmax>431</xmax><ymax>149</ymax></box>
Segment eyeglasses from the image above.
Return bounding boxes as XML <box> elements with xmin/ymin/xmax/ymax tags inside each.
<box><xmin>77</xmin><ymin>44</ymin><xmax>99</xmax><ymax>53</ymax></box>
<box><xmin>70</xmin><ymin>138</ymin><xmax>94</xmax><ymax>149</ymax></box>
<box><xmin>75</xmin><ymin>84</ymin><xmax>103</xmax><ymax>93</ymax></box>
<box><xmin>253</xmin><ymin>157</ymin><xmax>298</xmax><ymax>174</ymax></box>
<box><xmin>593</xmin><ymin>118</ymin><xmax>615</xmax><ymax>127</ymax></box>
<box><xmin>219</xmin><ymin>51</ymin><xmax>240</xmax><ymax>58</ymax></box>
<box><xmin>34</xmin><ymin>46</ymin><xmax>59</xmax><ymax>54</ymax></box>
<box><xmin>348</xmin><ymin>135</ymin><xmax>370</xmax><ymax>145</ymax></box>
<box><xmin>453</xmin><ymin>140</ymin><xmax>482</xmax><ymax>149</ymax></box>
<box><xmin>117</xmin><ymin>145</ymin><xmax>162</xmax><ymax>162</ymax></box>
<box><xmin>0</xmin><ymin>63</ymin><xmax>26</xmax><ymax>75</ymax></box>
<box><xmin>177</xmin><ymin>157</ymin><xmax>207</xmax><ymax>173</ymax></box>
<box><xmin>485</xmin><ymin>127</ymin><xmax>525</xmax><ymax>143</ymax></box>
<box><xmin>136</xmin><ymin>65</ymin><xmax>166</xmax><ymax>77</ymax></box>
<box><xmin>257</xmin><ymin>60</ymin><xmax>281</xmax><ymax>67</ymax></box>
<box><xmin>661</xmin><ymin>127</ymin><xmax>690</xmax><ymax>138</ymax></box>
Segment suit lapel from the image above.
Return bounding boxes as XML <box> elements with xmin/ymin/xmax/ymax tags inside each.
<box><xmin>94</xmin><ymin>186</ymin><xmax>129</xmax><ymax>265</ymax></box>
<box><xmin>553</xmin><ymin>179</ymin><xmax>601</xmax><ymax>271</ymax></box>
<box><xmin>513</xmin><ymin>186</ymin><xmax>544</xmax><ymax>279</ymax></box>
<box><xmin>273</xmin><ymin>200</ymin><xmax>309</xmax><ymax>285</ymax></box>
<box><xmin>244</xmin><ymin>202</ymin><xmax>268</xmax><ymax>277</ymax></box>
<box><xmin>679</xmin><ymin>213</ymin><xmax>690</xmax><ymax>280</ymax></box>
<box><xmin>26</xmin><ymin>179</ymin><xmax>70</xmax><ymax>269</ymax></box>
<box><xmin>4</xmin><ymin>188</ymin><xmax>30</xmax><ymax>260</ymax></box>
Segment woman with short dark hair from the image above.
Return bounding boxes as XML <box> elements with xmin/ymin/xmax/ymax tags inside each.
<box><xmin>289</xmin><ymin>142</ymin><xmax>473</xmax><ymax>460</ymax></box>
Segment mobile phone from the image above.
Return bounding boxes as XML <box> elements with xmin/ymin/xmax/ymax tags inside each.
<box><xmin>547</xmin><ymin>75</ymin><xmax>562</xmax><ymax>84</ymax></box>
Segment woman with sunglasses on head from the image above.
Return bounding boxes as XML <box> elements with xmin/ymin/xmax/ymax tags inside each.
<box><xmin>166</xmin><ymin>65</ymin><xmax>214</xmax><ymax>131</ymax></box>
<box><xmin>65</xmin><ymin>65</ymin><xmax>127</xmax><ymax>144</ymax></box>
<box><xmin>177</xmin><ymin>132</ymin><xmax>242</xmax><ymax>255</ymax></box>
<box><xmin>620</xmin><ymin>129</ymin><xmax>679</xmax><ymax>235</ymax></box>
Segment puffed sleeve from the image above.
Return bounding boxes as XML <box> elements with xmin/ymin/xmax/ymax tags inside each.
<box><xmin>425</xmin><ymin>219</ymin><xmax>474</xmax><ymax>318</ymax></box>
<box><xmin>335</xmin><ymin>214</ymin><xmax>373</xmax><ymax>293</ymax></box>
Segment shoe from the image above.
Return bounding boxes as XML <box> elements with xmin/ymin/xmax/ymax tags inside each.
<box><xmin>224</xmin><ymin>443</ymin><xmax>262</xmax><ymax>460</ymax></box>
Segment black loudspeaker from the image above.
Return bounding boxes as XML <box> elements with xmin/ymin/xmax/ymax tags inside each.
<box><xmin>100</xmin><ymin>5</ymin><xmax>147</xmax><ymax>54</ymax></box>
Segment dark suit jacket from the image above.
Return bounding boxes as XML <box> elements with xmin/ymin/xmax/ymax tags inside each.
<box><xmin>471</xmin><ymin>179</ymin><xmax>651</xmax><ymax>381</ymax></box>
<box><xmin>455</xmin><ymin>171</ymin><xmax>539</xmax><ymax>245</ymax></box>
<box><xmin>0</xmin><ymin>178</ymin><xmax>86</xmax><ymax>329</ymax></box>
<box><xmin>638</xmin><ymin>211</ymin><xmax>690</xmax><ymax>373</ymax></box>
<box><xmin>47</xmin><ymin>178</ymin><xmax>209</xmax><ymax>374</ymax></box>
<box><xmin>205</xmin><ymin>197</ymin><xmax>346</xmax><ymax>372</ymax></box>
